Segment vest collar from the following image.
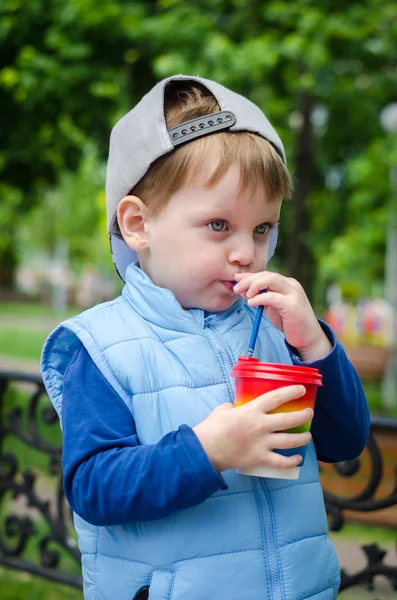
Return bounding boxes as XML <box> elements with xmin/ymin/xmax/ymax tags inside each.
<box><xmin>122</xmin><ymin>263</ymin><xmax>245</xmax><ymax>333</ymax></box>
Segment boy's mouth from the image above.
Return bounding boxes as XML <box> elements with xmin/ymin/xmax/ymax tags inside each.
<box><xmin>221</xmin><ymin>281</ymin><xmax>235</xmax><ymax>292</ymax></box>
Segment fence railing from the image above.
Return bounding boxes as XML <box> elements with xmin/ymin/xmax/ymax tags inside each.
<box><xmin>1</xmin><ymin>370</ymin><xmax>397</xmax><ymax>596</ymax></box>
<box><xmin>0</xmin><ymin>370</ymin><xmax>82</xmax><ymax>589</ymax></box>
<box><xmin>322</xmin><ymin>415</ymin><xmax>397</xmax><ymax>592</ymax></box>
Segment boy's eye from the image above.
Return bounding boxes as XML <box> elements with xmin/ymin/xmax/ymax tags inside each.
<box><xmin>208</xmin><ymin>220</ymin><xmax>228</xmax><ymax>232</ymax></box>
<box><xmin>254</xmin><ymin>223</ymin><xmax>270</xmax><ymax>235</ymax></box>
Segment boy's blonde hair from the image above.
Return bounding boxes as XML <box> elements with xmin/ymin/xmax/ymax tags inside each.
<box><xmin>129</xmin><ymin>85</ymin><xmax>293</xmax><ymax>219</ymax></box>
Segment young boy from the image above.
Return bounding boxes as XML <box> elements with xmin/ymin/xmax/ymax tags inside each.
<box><xmin>41</xmin><ymin>74</ymin><xmax>370</xmax><ymax>600</ymax></box>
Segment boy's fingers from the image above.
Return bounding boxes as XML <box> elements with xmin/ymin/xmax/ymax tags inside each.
<box><xmin>265</xmin><ymin>409</ymin><xmax>313</xmax><ymax>432</ymax></box>
<box><xmin>261</xmin><ymin>451</ymin><xmax>302</xmax><ymax>469</ymax></box>
<box><xmin>216</xmin><ymin>402</ymin><xmax>235</xmax><ymax>411</ymax></box>
<box><xmin>233</xmin><ymin>273</ymin><xmax>262</xmax><ymax>292</ymax></box>
<box><xmin>234</xmin><ymin>272</ymin><xmax>291</xmax><ymax>297</ymax></box>
<box><xmin>270</xmin><ymin>432</ymin><xmax>312</xmax><ymax>450</ymax></box>
<box><xmin>246</xmin><ymin>274</ymin><xmax>292</xmax><ymax>299</ymax></box>
<box><xmin>251</xmin><ymin>385</ymin><xmax>306</xmax><ymax>412</ymax></box>
<box><xmin>233</xmin><ymin>272</ymin><xmax>253</xmax><ymax>281</ymax></box>
<box><xmin>247</xmin><ymin>291</ymin><xmax>287</xmax><ymax>310</ymax></box>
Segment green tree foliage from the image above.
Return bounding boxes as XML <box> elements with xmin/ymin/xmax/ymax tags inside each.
<box><xmin>0</xmin><ymin>0</ymin><xmax>150</xmax><ymax>284</ymax></box>
<box><xmin>17</xmin><ymin>143</ymin><xmax>112</xmax><ymax>270</ymax></box>
<box><xmin>1</xmin><ymin>0</ymin><xmax>145</xmax><ymax>189</ymax></box>
<box><xmin>1</xmin><ymin>0</ymin><xmax>397</xmax><ymax>302</ymax></box>
<box><xmin>138</xmin><ymin>0</ymin><xmax>397</xmax><ymax>301</ymax></box>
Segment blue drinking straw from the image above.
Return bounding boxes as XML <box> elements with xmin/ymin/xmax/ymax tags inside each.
<box><xmin>247</xmin><ymin>305</ymin><xmax>264</xmax><ymax>357</ymax></box>
<box><xmin>247</xmin><ymin>292</ymin><xmax>267</xmax><ymax>357</ymax></box>
<box><xmin>234</xmin><ymin>282</ymin><xmax>267</xmax><ymax>357</ymax></box>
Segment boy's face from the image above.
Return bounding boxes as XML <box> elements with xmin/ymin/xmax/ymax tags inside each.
<box><xmin>138</xmin><ymin>162</ymin><xmax>282</xmax><ymax>312</ymax></box>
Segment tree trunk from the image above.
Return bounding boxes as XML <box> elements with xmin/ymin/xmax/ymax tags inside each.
<box><xmin>0</xmin><ymin>240</ymin><xmax>17</xmax><ymax>290</ymax></box>
<box><xmin>287</xmin><ymin>92</ymin><xmax>316</xmax><ymax>301</ymax></box>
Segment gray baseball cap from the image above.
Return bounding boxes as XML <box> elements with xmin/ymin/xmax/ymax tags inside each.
<box><xmin>107</xmin><ymin>74</ymin><xmax>285</xmax><ymax>280</ymax></box>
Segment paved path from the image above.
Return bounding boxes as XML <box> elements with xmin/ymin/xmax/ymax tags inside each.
<box><xmin>0</xmin><ymin>313</ymin><xmax>63</xmax><ymax>332</ymax></box>
<box><xmin>0</xmin><ymin>354</ymin><xmax>41</xmax><ymax>375</ymax></box>
<box><xmin>333</xmin><ymin>538</ymin><xmax>396</xmax><ymax>599</ymax></box>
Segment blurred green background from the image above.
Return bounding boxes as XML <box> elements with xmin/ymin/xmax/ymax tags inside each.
<box><xmin>1</xmin><ymin>0</ymin><xmax>397</xmax><ymax>406</ymax></box>
<box><xmin>1</xmin><ymin>0</ymin><xmax>397</xmax><ymax>598</ymax></box>
<box><xmin>1</xmin><ymin>0</ymin><xmax>397</xmax><ymax>302</ymax></box>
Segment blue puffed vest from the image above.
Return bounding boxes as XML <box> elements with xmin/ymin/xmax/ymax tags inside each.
<box><xmin>41</xmin><ymin>264</ymin><xmax>340</xmax><ymax>600</ymax></box>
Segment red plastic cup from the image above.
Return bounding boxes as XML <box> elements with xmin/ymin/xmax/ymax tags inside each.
<box><xmin>231</xmin><ymin>356</ymin><xmax>322</xmax><ymax>479</ymax></box>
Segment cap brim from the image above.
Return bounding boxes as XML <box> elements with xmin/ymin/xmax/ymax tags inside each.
<box><xmin>268</xmin><ymin>224</ymin><xmax>279</xmax><ymax>261</ymax></box>
<box><xmin>110</xmin><ymin>234</ymin><xmax>139</xmax><ymax>281</ymax></box>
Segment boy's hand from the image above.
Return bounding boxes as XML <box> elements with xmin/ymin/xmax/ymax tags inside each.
<box><xmin>233</xmin><ymin>271</ymin><xmax>332</xmax><ymax>362</ymax></box>
<box><xmin>193</xmin><ymin>385</ymin><xmax>313</xmax><ymax>473</ymax></box>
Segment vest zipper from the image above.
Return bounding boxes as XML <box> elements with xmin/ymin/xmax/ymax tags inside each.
<box><xmin>204</xmin><ymin>320</ymin><xmax>283</xmax><ymax>600</ymax></box>
<box><xmin>252</xmin><ymin>478</ymin><xmax>283</xmax><ymax>600</ymax></box>
<box><xmin>203</xmin><ymin>323</ymin><xmax>235</xmax><ymax>402</ymax></box>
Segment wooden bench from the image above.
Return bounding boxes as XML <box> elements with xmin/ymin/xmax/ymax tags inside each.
<box><xmin>343</xmin><ymin>344</ymin><xmax>390</xmax><ymax>381</ymax></box>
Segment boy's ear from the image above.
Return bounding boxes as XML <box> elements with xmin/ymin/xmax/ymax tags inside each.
<box><xmin>117</xmin><ymin>196</ymin><xmax>149</xmax><ymax>252</ymax></box>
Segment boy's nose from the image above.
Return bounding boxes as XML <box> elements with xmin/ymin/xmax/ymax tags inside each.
<box><xmin>227</xmin><ymin>240</ymin><xmax>256</xmax><ymax>266</ymax></box>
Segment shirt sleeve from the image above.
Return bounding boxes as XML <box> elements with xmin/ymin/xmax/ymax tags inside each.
<box><xmin>61</xmin><ymin>344</ymin><xmax>227</xmax><ymax>526</ymax></box>
<box><xmin>286</xmin><ymin>320</ymin><xmax>371</xmax><ymax>463</ymax></box>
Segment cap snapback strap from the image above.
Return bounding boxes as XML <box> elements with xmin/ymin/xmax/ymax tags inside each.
<box><xmin>168</xmin><ymin>111</ymin><xmax>236</xmax><ymax>147</ymax></box>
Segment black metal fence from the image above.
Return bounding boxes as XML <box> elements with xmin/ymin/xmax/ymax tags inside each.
<box><xmin>323</xmin><ymin>415</ymin><xmax>397</xmax><ymax>593</ymax></box>
<box><xmin>1</xmin><ymin>370</ymin><xmax>397</xmax><ymax>596</ymax></box>
<box><xmin>0</xmin><ymin>371</ymin><xmax>82</xmax><ymax>589</ymax></box>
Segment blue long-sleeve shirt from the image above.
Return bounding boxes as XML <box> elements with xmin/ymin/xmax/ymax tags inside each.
<box><xmin>61</xmin><ymin>322</ymin><xmax>370</xmax><ymax>526</ymax></box>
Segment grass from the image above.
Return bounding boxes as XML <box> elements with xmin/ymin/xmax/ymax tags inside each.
<box><xmin>340</xmin><ymin>588</ymin><xmax>394</xmax><ymax>600</ymax></box>
<box><xmin>0</xmin><ymin>301</ymin><xmax>79</xmax><ymax>361</ymax></box>
<box><xmin>0</xmin><ymin>301</ymin><xmax>78</xmax><ymax>319</ymax></box>
<box><xmin>329</xmin><ymin>522</ymin><xmax>397</xmax><ymax>544</ymax></box>
<box><xmin>0</xmin><ymin>328</ymin><xmax>47</xmax><ymax>361</ymax></box>
<box><xmin>0</xmin><ymin>567</ymin><xmax>82</xmax><ymax>600</ymax></box>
